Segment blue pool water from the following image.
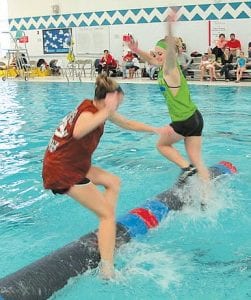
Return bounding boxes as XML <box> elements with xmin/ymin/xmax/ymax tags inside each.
<box><xmin>0</xmin><ymin>81</ymin><xmax>250</xmax><ymax>299</ymax></box>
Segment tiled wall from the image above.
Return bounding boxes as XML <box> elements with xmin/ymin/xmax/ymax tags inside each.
<box><xmin>9</xmin><ymin>2</ymin><xmax>251</xmax><ymax>31</ymax></box>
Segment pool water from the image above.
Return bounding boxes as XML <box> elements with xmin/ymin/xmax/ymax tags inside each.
<box><xmin>0</xmin><ymin>81</ymin><xmax>250</xmax><ymax>300</ymax></box>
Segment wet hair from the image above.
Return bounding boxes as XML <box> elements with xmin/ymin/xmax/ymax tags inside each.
<box><xmin>94</xmin><ymin>74</ymin><xmax>124</xmax><ymax>100</ymax></box>
<box><xmin>219</xmin><ymin>33</ymin><xmax>225</xmax><ymax>38</ymax></box>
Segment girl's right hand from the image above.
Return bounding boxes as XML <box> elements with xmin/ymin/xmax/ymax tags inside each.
<box><xmin>104</xmin><ymin>92</ymin><xmax>121</xmax><ymax>114</ymax></box>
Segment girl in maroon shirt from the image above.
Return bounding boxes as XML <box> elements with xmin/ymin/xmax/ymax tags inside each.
<box><xmin>42</xmin><ymin>74</ymin><xmax>166</xmax><ymax>279</ymax></box>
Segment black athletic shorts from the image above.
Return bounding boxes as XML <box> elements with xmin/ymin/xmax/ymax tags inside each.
<box><xmin>51</xmin><ymin>178</ymin><xmax>91</xmax><ymax>195</ymax></box>
<box><xmin>170</xmin><ymin>110</ymin><xmax>204</xmax><ymax>137</ymax></box>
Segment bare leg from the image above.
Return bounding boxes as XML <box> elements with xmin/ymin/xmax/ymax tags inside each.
<box><xmin>67</xmin><ymin>166</ymin><xmax>120</xmax><ymax>278</ymax></box>
<box><xmin>184</xmin><ymin>136</ymin><xmax>210</xmax><ymax>181</ymax></box>
<box><xmin>156</xmin><ymin>130</ymin><xmax>189</xmax><ymax>168</ymax></box>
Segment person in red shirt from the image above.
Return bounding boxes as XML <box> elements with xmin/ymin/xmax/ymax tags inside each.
<box><xmin>122</xmin><ymin>50</ymin><xmax>134</xmax><ymax>78</ymax></box>
<box><xmin>97</xmin><ymin>50</ymin><xmax>117</xmax><ymax>76</ymax></box>
<box><xmin>42</xmin><ymin>74</ymin><xmax>167</xmax><ymax>279</ymax></box>
<box><xmin>226</xmin><ymin>33</ymin><xmax>241</xmax><ymax>56</ymax></box>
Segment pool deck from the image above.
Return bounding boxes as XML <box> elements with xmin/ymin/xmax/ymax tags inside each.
<box><xmin>2</xmin><ymin>75</ymin><xmax>251</xmax><ymax>87</ymax></box>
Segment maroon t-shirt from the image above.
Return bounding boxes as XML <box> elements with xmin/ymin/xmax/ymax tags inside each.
<box><xmin>42</xmin><ymin>100</ymin><xmax>104</xmax><ymax>190</ymax></box>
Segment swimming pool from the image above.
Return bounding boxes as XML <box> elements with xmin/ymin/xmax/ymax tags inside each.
<box><xmin>0</xmin><ymin>81</ymin><xmax>250</xmax><ymax>299</ymax></box>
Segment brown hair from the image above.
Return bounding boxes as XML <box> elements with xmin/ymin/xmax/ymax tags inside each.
<box><xmin>94</xmin><ymin>74</ymin><xmax>123</xmax><ymax>100</ymax></box>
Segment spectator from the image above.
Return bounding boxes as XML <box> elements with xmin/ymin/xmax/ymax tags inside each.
<box><xmin>199</xmin><ymin>48</ymin><xmax>217</xmax><ymax>81</ymax></box>
<box><xmin>122</xmin><ymin>50</ymin><xmax>134</xmax><ymax>78</ymax></box>
<box><xmin>37</xmin><ymin>58</ymin><xmax>49</xmax><ymax>71</ymax></box>
<box><xmin>248</xmin><ymin>42</ymin><xmax>251</xmax><ymax>58</ymax></box>
<box><xmin>212</xmin><ymin>33</ymin><xmax>227</xmax><ymax>59</ymax></box>
<box><xmin>97</xmin><ymin>50</ymin><xmax>117</xmax><ymax>76</ymax></box>
<box><xmin>226</xmin><ymin>33</ymin><xmax>241</xmax><ymax>57</ymax></box>
<box><xmin>128</xmin><ymin>53</ymin><xmax>140</xmax><ymax>78</ymax></box>
<box><xmin>146</xmin><ymin>51</ymin><xmax>159</xmax><ymax>80</ymax></box>
<box><xmin>235</xmin><ymin>51</ymin><xmax>247</xmax><ymax>83</ymax></box>
<box><xmin>49</xmin><ymin>59</ymin><xmax>61</xmax><ymax>75</ymax></box>
<box><xmin>219</xmin><ymin>48</ymin><xmax>234</xmax><ymax>81</ymax></box>
<box><xmin>177</xmin><ymin>46</ymin><xmax>192</xmax><ymax>78</ymax></box>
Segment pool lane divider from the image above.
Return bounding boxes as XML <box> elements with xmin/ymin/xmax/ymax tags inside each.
<box><xmin>0</xmin><ymin>161</ymin><xmax>237</xmax><ymax>300</ymax></box>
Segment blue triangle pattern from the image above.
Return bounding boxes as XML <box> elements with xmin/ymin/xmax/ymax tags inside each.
<box><xmin>20</xmin><ymin>24</ymin><xmax>27</xmax><ymax>30</ymax></box>
<box><xmin>125</xmin><ymin>17</ymin><xmax>135</xmax><ymax>24</ymax></box>
<box><xmin>221</xmin><ymin>12</ymin><xmax>233</xmax><ymax>20</ymax></box>
<box><xmin>151</xmin><ymin>16</ymin><xmax>161</xmax><ymax>23</ymax></box>
<box><xmin>58</xmin><ymin>22</ymin><xmax>66</xmax><ymax>28</ymax></box>
<box><xmin>29</xmin><ymin>24</ymin><xmax>36</xmax><ymax>30</ymax></box>
<box><xmin>69</xmin><ymin>21</ymin><xmax>77</xmax><ymax>27</ymax></box>
<box><xmin>229</xmin><ymin>2</ymin><xmax>242</xmax><ymax>10</ymax></box>
<box><xmin>79</xmin><ymin>20</ymin><xmax>87</xmax><ymax>27</ymax></box>
<box><xmin>138</xmin><ymin>17</ymin><xmax>147</xmax><ymax>24</ymax></box>
<box><xmin>179</xmin><ymin>14</ymin><xmax>189</xmax><ymax>21</ymax></box>
<box><xmin>107</xmin><ymin>10</ymin><xmax>116</xmax><ymax>17</ymax></box>
<box><xmin>207</xmin><ymin>13</ymin><xmax>218</xmax><ymax>20</ymax></box>
<box><xmin>90</xmin><ymin>20</ymin><xmax>99</xmax><ymax>26</ymax></box>
<box><xmin>33</xmin><ymin>16</ymin><xmax>40</xmax><ymax>22</ymax></box>
<box><xmin>214</xmin><ymin>3</ymin><xmax>226</xmax><ymax>10</ymax></box>
<box><xmin>185</xmin><ymin>5</ymin><xmax>196</xmax><ymax>13</ymax></box>
<box><xmin>52</xmin><ymin>15</ymin><xmax>61</xmax><ymax>21</ymax></box>
<box><xmin>48</xmin><ymin>23</ymin><xmax>56</xmax><ymax>29</ymax></box>
<box><xmin>14</xmin><ymin>17</ymin><xmax>21</xmax><ymax>23</ymax></box>
<box><xmin>101</xmin><ymin>19</ymin><xmax>111</xmax><ymax>25</ymax></box>
<box><xmin>118</xmin><ymin>10</ymin><xmax>128</xmax><ymax>16</ymax></box>
<box><xmin>11</xmin><ymin>25</ymin><xmax>18</xmax><ymax>31</ymax></box>
<box><xmin>38</xmin><ymin>23</ymin><xmax>46</xmax><ymax>29</ymax></box>
<box><xmin>156</xmin><ymin>7</ymin><xmax>167</xmax><ymax>14</ymax></box>
<box><xmin>199</xmin><ymin>4</ymin><xmax>210</xmax><ymax>12</ymax></box>
<box><xmin>73</xmin><ymin>13</ymin><xmax>82</xmax><ymax>19</ymax></box>
<box><xmin>42</xmin><ymin>15</ymin><xmax>50</xmax><ymax>22</ymax></box>
<box><xmin>191</xmin><ymin>14</ymin><xmax>203</xmax><ymax>21</ymax></box>
<box><xmin>131</xmin><ymin>9</ymin><xmax>141</xmax><ymax>15</ymax></box>
<box><xmin>245</xmin><ymin>2</ymin><xmax>251</xmax><ymax>9</ymax></box>
<box><xmin>95</xmin><ymin>11</ymin><xmax>104</xmax><ymax>18</ymax></box>
<box><xmin>84</xmin><ymin>12</ymin><xmax>92</xmax><ymax>18</ymax></box>
<box><xmin>143</xmin><ymin>8</ymin><xmax>154</xmax><ymax>15</ymax></box>
<box><xmin>23</xmin><ymin>17</ymin><xmax>30</xmax><ymax>23</ymax></box>
<box><xmin>114</xmin><ymin>18</ymin><xmax>122</xmax><ymax>25</ymax></box>
<box><xmin>236</xmin><ymin>11</ymin><xmax>249</xmax><ymax>19</ymax></box>
<box><xmin>62</xmin><ymin>14</ymin><xmax>71</xmax><ymax>20</ymax></box>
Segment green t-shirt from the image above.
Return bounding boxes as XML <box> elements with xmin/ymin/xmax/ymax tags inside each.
<box><xmin>158</xmin><ymin>67</ymin><xmax>197</xmax><ymax>122</ymax></box>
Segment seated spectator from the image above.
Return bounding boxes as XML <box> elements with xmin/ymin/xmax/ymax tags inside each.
<box><xmin>219</xmin><ymin>48</ymin><xmax>234</xmax><ymax>81</ymax></box>
<box><xmin>97</xmin><ymin>50</ymin><xmax>117</xmax><ymax>76</ymax></box>
<box><xmin>235</xmin><ymin>51</ymin><xmax>247</xmax><ymax>83</ymax></box>
<box><xmin>146</xmin><ymin>51</ymin><xmax>159</xmax><ymax>80</ymax></box>
<box><xmin>128</xmin><ymin>53</ymin><xmax>140</xmax><ymax>78</ymax></box>
<box><xmin>226</xmin><ymin>33</ymin><xmax>241</xmax><ymax>57</ymax></box>
<box><xmin>122</xmin><ymin>50</ymin><xmax>134</xmax><ymax>78</ymax></box>
<box><xmin>177</xmin><ymin>46</ymin><xmax>192</xmax><ymax>78</ymax></box>
<box><xmin>37</xmin><ymin>58</ymin><xmax>49</xmax><ymax>71</ymax></box>
<box><xmin>49</xmin><ymin>59</ymin><xmax>61</xmax><ymax>75</ymax></box>
<box><xmin>212</xmin><ymin>33</ymin><xmax>227</xmax><ymax>60</ymax></box>
<box><xmin>248</xmin><ymin>42</ymin><xmax>251</xmax><ymax>58</ymax></box>
<box><xmin>199</xmin><ymin>48</ymin><xmax>217</xmax><ymax>81</ymax></box>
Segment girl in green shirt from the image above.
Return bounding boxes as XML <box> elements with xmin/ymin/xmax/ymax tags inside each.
<box><xmin>127</xmin><ymin>14</ymin><xmax>209</xmax><ymax>185</ymax></box>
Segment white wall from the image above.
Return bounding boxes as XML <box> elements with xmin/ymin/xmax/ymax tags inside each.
<box><xmin>7</xmin><ymin>0</ymin><xmax>242</xmax><ymax>19</ymax></box>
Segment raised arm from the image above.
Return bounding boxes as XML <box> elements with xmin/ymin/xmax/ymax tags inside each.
<box><xmin>127</xmin><ymin>38</ymin><xmax>160</xmax><ymax>66</ymax></box>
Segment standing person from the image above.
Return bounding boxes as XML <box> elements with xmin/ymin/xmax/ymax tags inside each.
<box><xmin>42</xmin><ymin>74</ymin><xmax>165</xmax><ymax>279</ymax></box>
<box><xmin>235</xmin><ymin>51</ymin><xmax>247</xmax><ymax>83</ymax></box>
<box><xmin>127</xmin><ymin>13</ymin><xmax>209</xmax><ymax>184</ymax></box>
<box><xmin>122</xmin><ymin>50</ymin><xmax>134</xmax><ymax>78</ymax></box>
